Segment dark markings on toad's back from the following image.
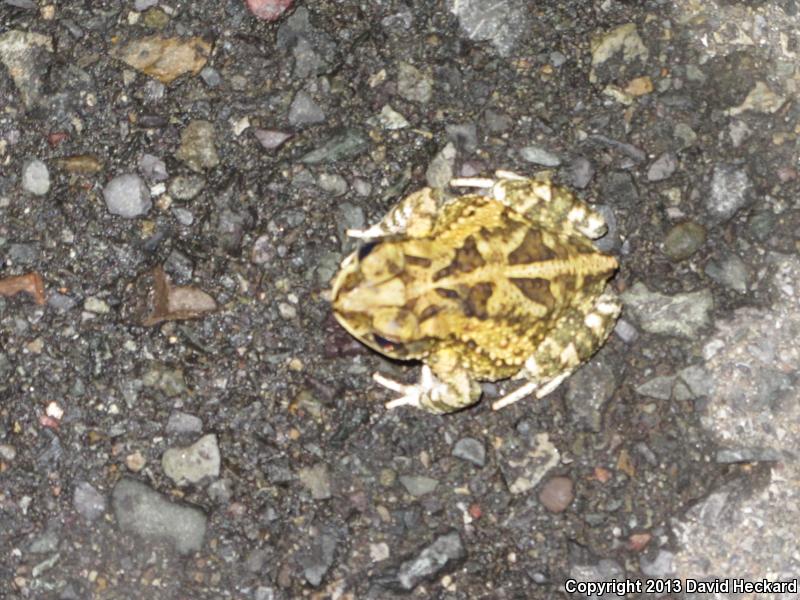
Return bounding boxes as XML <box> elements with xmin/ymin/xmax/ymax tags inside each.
<box><xmin>418</xmin><ymin>303</ymin><xmax>443</xmax><ymax>322</ymax></box>
<box><xmin>435</xmin><ymin>287</ymin><xmax>460</xmax><ymax>301</ymax></box>
<box><xmin>510</xmin><ymin>277</ymin><xmax>555</xmax><ymax>311</ymax></box>
<box><xmin>405</xmin><ymin>254</ymin><xmax>432</xmax><ymax>268</ymax></box>
<box><xmin>433</xmin><ymin>236</ymin><xmax>485</xmax><ymax>281</ymax></box>
<box><xmin>508</xmin><ymin>229</ymin><xmax>557</xmax><ymax>265</ymax></box>
<box><xmin>465</xmin><ymin>282</ymin><xmax>493</xmax><ymax>319</ymax></box>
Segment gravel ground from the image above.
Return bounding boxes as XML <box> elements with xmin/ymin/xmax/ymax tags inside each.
<box><xmin>2</xmin><ymin>1</ymin><xmax>800</xmax><ymax>599</ymax></box>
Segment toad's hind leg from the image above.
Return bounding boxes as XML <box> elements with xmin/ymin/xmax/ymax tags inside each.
<box><xmin>492</xmin><ymin>290</ymin><xmax>621</xmax><ymax>410</ymax></box>
<box><xmin>451</xmin><ymin>172</ymin><xmax>608</xmax><ymax>239</ymax></box>
<box><xmin>347</xmin><ymin>187</ymin><xmax>443</xmax><ymax>240</ymax></box>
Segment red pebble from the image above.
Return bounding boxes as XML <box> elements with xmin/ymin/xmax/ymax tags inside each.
<box><xmin>468</xmin><ymin>503</ymin><xmax>482</xmax><ymax>520</ymax></box>
<box><xmin>245</xmin><ymin>0</ymin><xmax>293</xmax><ymax>21</ymax></box>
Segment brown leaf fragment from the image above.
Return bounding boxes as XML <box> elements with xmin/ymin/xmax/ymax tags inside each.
<box><xmin>0</xmin><ymin>272</ymin><xmax>45</xmax><ymax>305</ymax></box>
<box><xmin>113</xmin><ymin>35</ymin><xmax>211</xmax><ymax>84</ymax></box>
<box><xmin>127</xmin><ymin>266</ymin><xmax>217</xmax><ymax>326</ymax></box>
<box><xmin>55</xmin><ymin>154</ymin><xmax>104</xmax><ymax>174</ymax></box>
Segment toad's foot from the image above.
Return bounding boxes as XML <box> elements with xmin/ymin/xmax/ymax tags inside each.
<box><xmin>374</xmin><ymin>365</ymin><xmax>480</xmax><ymax>414</ymax></box>
<box><xmin>491</xmin><ymin>371</ymin><xmax>571</xmax><ymax>410</ymax></box>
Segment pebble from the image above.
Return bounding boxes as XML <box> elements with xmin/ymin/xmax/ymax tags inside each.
<box><xmin>134</xmin><ymin>0</ymin><xmax>158</xmax><ymax>10</ymax></box>
<box><xmin>21</xmin><ymin>159</ymin><xmax>50</xmax><ymax>195</ymax></box>
<box><xmin>538</xmin><ymin>476</ymin><xmax>574</xmax><ymax>513</ymax></box>
<box><xmin>207</xmin><ymin>479</ymin><xmax>233</xmax><ymax>504</ymax></box>
<box><xmin>519</xmin><ymin>145</ymin><xmax>561</xmax><ymax>167</ymax></box>
<box><xmin>112</xmin><ymin>478</ymin><xmax>207</xmax><ymax>555</ymax></box>
<box><xmin>288</xmin><ymin>90</ymin><xmax>325</xmax><ymax>126</ymax></box>
<box><xmin>299</xmin><ymin>528</ymin><xmax>337</xmax><ymax>586</ymax></box>
<box><xmin>176</xmin><ymin>120</ymin><xmax>219</xmax><ymax>172</ymax></box>
<box><xmin>375</xmin><ymin>104</ymin><xmax>410</xmax><ymax>130</ymax></box>
<box><xmin>168</xmin><ymin>174</ymin><xmax>205</xmax><ymax>200</ymax></box>
<box><xmin>564</xmin><ymin>156</ymin><xmax>595</xmax><ymax>189</ymax></box>
<box><xmin>445</xmin><ymin>123</ymin><xmax>478</xmax><ymax>153</ymax></box>
<box><xmin>254</xmin><ymin>128</ymin><xmax>292</xmax><ymax>150</ymax></box>
<box><xmin>396</xmin><ymin>531</ymin><xmax>465</xmax><ymax>590</ymax></box>
<box><xmin>452</xmin><ymin>437</ymin><xmax>486</xmax><ymax>467</ymax></box>
<box><xmin>449</xmin><ymin>0</ymin><xmax>527</xmax><ymax>56</ymax></box>
<box><xmin>0</xmin><ymin>30</ymin><xmax>53</xmax><ymax>107</ymax></box>
<box><xmin>317</xmin><ymin>173</ymin><xmax>348</xmax><ymax>196</ymax></box>
<box><xmin>647</xmin><ymin>152</ymin><xmax>677</xmax><ymax>181</ymax></box>
<box><xmin>114</xmin><ymin>35</ymin><xmax>210</xmax><ymax>85</ymax></box>
<box><xmin>161</xmin><ymin>433</ymin><xmax>221</xmax><ymax>486</ymax></box>
<box><xmin>199</xmin><ymin>66</ymin><xmax>221</xmax><ymax>87</ymax></box>
<box><xmin>73</xmin><ymin>481</ymin><xmax>106</xmax><ymax>521</ymax></box>
<box><xmin>84</xmin><ymin>297</ymin><xmax>110</xmax><ymax>314</ymax></box>
<box><xmin>297</xmin><ymin>463</ymin><xmax>332</xmax><ymax>500</ymax></box>
<box><xmin>246</xmin><ymin>0</ymin><xmax>293</xmax><ymax>22</ymax></box>
<box><xmin>426</xmin><ymin>142</ymin><xmax>456</xmax><ymax>189</ymax></box>
<box><xmin>706</xmin><ymin>164</ymin><xmax>752</xmax><ymax>224</ymax></box>
<box><xmin>397</xmin><ymin>61</ymin><xmax>432</xmax><ymax>104</ymax></box>
<box><xmin>300</xmin><ymin>129</ymin><xmax>368</xmax><ymax>164</ymax></box>
<box><xmin>399</xmin><ymin>475</ymin><xmax>438</xmax><ymax>496</ymax></box>
<box><xmin>138</xmin><ymin>153</ymin><xmax>168</xmax><ymax>181</ymax></box>
<box><xmin>565</xmin><ymin>360</ymin><xmax>616</xmax><ymax>432</ymax></box>
<box><xmin>621</xmin><ymin>282</ymin><xmax>713</xmax><ymax>339</ymax></box>
<box><xmin>165</xmin><ymin>411</ymin><xmax>203</xmax><ymax>435</ymax></box>
<box><xmin>103</xmin><ymin>174</ymin><xmax>152</xmax><ymax>218</ymax></box>
<box><xmin>704</xmin><ymin>254</ymin><xmax>748</xmax><ymax>293</ymax></box>
<box><xmin>663</xmin><ymin>221</ymin><xmax>706</xmax><ymax>261</ymax></box>
<box><xmin>500</xmin><ymin>432</ymin><xmax>560</xmax><ymax>495</ymax></box>
<box><xmin>0</xmin><ymin>443</ymin><xmax>16</xmax><ymax>461</ymax></box>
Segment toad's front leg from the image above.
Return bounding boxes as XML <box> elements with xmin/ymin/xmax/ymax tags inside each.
<box><xmin>374</xmin><ymin>356</ymin><xmax>481</xmax><ymax>414</ymax></box>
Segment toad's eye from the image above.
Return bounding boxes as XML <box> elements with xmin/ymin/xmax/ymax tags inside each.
<box><xmin>373</xmin><ymin>334</ymin><xmax>398</xmax><ymax>350</ymax></box>
<box><xmin>358</xmin><ymin>241</ymin><xmax>379</xmax><ymax>261</ymax></box>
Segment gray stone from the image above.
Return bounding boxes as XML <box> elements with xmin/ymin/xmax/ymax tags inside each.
<box><xmin>399</xmin><ymin>475</ymin><xmax>438</xmax><ymax>496</ymax></box>
<box><xmin>565</xmin><ymin>360</ymin><xmax>617</xmax><ymax>432</ymax></box>
<box><xmin>452</xmin><ymin>437</ymin><xmax>486</xmax><ymax>467</ymax></box>
<box><xmin>73</xmin><ymin>481</ymin><xmax>106</xmax><ymax>521</ymax></box>
<box><xmin>374</xmin><ymin>104</ymin><xmax>409</xmax><ymax>130</ymax></box>
<box><xmin>663</xmin><ymin>221</ymin><xmax>706</xmax><ymax>261</ymax></box>
<box><xmin>21</xmin><ymin>159</ymin><xmax>50</xmax><ymax>195</ymax></box>
<box><xmin>706</xmin><ymin>164</ymin><xmax>752</xmax><ymax>224</ymax></box>
<box><xmin>138</xmin><ymin>153</ymin><xmax>168</xmax><ymax>181</ymax></box>
<box><xmin>0</xmin><ymin>30</ymin><xmax>53</xmax><ymax>107</ymax></box>
<box><xmin>564</xmin><ymin>156</ymin><xmax>595</xmax><ymax>189</ymax></box>
<box><xmin>647</xmin><ymin>152</ymin><xmax>677</xmax><ymax>181</ymax></box>
<box><xmin>445</xmin><ymin>122</ymin><xmax>478</xmax><ymax>153</ymax></box>
<box><xmin>288</xmin><ymin>90</ymin><xmax>325</xmax><ymax>126</ymax></box>
<box><xmin>704</xmin><ymin>254</ymin><xmax>748</xmax><ymax>293</ymax></box>
<box><xmin>103</xmin><ymin>174</ymin><xmax>151</xmax><ymax>218</ymax></box>
<box><xmin>162</xmin><ymin>434</ymin><xmax>221</xmax><ymax>486</ymax></box>
<box><xmin>519</xmin><ymin>145</ymin><xmax>561</xmax><ymax>167</ymax></box>
<box><xmin>317</xmin><ymin>173</ymin><xmax>347</xmax><ymax>196</ymax></box>
<box><xmin>397</xmin><ymin>531</ymin><xmax>465</xmax><ymax>590</ymax></box>
<box><xmin>165</xmin><ymin>411</ymin><xmax>203</xmax><ymax>435</ymax></box>
<box><xmin>425</xmin><ymin>142</ymin><xmax>456</xmax><ymax>189</ymax></box>
<box><xmin>300</xmin><ymin>528</ymin><xmax>338</xmax><ymax>586</ymax></box>
<box><xmin>300</xmin><ymin>129</ymin><xmax>369</xmax><ymax>164</ymax></box>
<box><xmin>199</xmin><ymin>66</ymin><xmax>221</xmax><ymax>87</ymax></box>
<box><xmin>397</xmin><ymin>61</ymin><xmax>432</xmax><ymax>104</ymax></box>
<box><xmin>622</xmin><ymin>282</ymin><xmax>713</xmax><ymax>339</ymax></box>
<box><xmin>8</xmin><ymin>242</ymin><xmax>38</xmax><ymax>265</ymax></box>
<box><xmin>168</xmin><ymin>175</ymin><xmax>205</xmax><ymax>200</ymax></box>
<box><xmin>450</xmin><ymin>0</ymin><xmax>528</xmax><ymax>57</ymax></box>
<box><xmin>112</xmin><ymin>478</ymin><xmax>207</xmax><ymax>555</ymax></box>
<box><xmin>635</xmin><ymin>375</ymin><xmax>676</xmax><ymax>401</ymax></box>
<box><xmin>297</xmin><ymin>463</ymin><xmax>332</xmax><ymax>500</ymax></box>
